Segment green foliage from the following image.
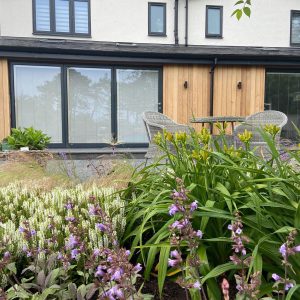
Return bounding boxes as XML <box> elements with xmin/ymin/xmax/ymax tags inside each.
<box><xmin>123</xmin><ymin>127</ymin><xmax>300</xmax><ymax>299</ymax></box>
<box><xmin>7</xmin><ymin>127</ymin><xmax>51</xmax><ymax>150</ymax></box>
<box><xmin>232</xmin><ymin>0</ymin><xmax>251</xmax><ymax>20</ymax></box>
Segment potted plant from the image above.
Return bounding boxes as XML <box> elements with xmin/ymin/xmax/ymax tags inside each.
<box><xmin>1</xmin><ymin>138</ymin><xmax>11</xmax><ymax>151</ymax></box>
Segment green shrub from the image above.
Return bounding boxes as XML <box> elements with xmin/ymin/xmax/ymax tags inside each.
<box><xmin>123</xmin><ymin>127</ymin><xmax>300</xmax><ymax>299</ymax></box>
<box><xmin>7</xmin><ymin>127</ymin><xmax>51</xmax><ymax>150</ymax></box>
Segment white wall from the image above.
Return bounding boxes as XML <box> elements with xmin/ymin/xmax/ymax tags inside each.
<box><xmin>0</xmin><ymin>0</ymin><xmax>299</xmax><ymax>47</ymax></box>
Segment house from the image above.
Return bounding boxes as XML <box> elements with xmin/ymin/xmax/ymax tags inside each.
<box><xmin>0</xmin><ymin>0</ymin><xmax>300</xmax><ymax>151</ymax></box>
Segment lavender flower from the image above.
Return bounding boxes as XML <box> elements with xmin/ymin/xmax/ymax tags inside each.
<box><xmin>169</xmin><ymin>204</ymin><xmax>180</xmax><ymax>216</ymax></box>
<box><xmin>93</xmin><ymin>248</ymin><xmax>101</xmax><ymax>257</ymax></box>
<box><xmin>196</xmin><ymin>230</ymin><xmax>203</xmax><ymax>238</ymax></box>
<box><xmin>64</xmin><ymin>202</ymin><xmax>74</xmax><ymax>210</ymax></box>
<box><xmin>168</xmin><ymin>258</ymin><xmax>179</xmax><ymax>267</ymax></box>
<box><xmin>65</xmin><ymin>216</ymin><xmax>76</xmax><ymax>222</ymax></box>
<box><xmin>3</xmin><ymin>251</ymin><xmax>10</xmax><ymax>259</ymax></box>
<box><xmin>279</xmin><ymin>243</ymin><xmax>287</xmax><ymax>258</ymax></box>
<box><xmin>95</xmin><ymin>265</ymin><xmax>106</xmax><ymax>277</ymax></box>
<box><xmin>285</xmin><ymin>283</ymin><xmax>294</xmax><ymax>290</ymax></box>
<box><xmin>96</xmin><ymin>223</ymin><xmax>108</xmax><ymax>232</ymax></box>
<box><xmin>272</xmin><ymin>273</ymin><xmax>281</xmax><ymax>281</ymax></box>
<box><xmin>133</xmin><ymin>263</ymin><xmax>142</xmax><ymax>273</ymax></box>
<box><xmin>110</xmin><ymin>267</ymin><xmax>124</xmax><ymax>281</ymax></box>
<box><xmin>66</xmin><ymin>234</ymin><xmax>78</xmax><ymax>250</ymax></box>
<box><xmin>190</xmin><ymin>201</ymin><xmax>198</xmax><ymax>212</ymax></box>
<box><xmin>71</xmin><ymin>249</ymin><xmax>79</xmax><ymax>259</ymax></box>
<box><xmin>193</xmin><ymin>281</ymin><xmax>201</xmax><ymax>289</ymax></box>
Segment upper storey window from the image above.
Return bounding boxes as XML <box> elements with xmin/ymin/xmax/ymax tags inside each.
<box><xmin>291</xmin><ymin>10</ymin><xmax>300</xmax><ymax>45</ymax></box>
<box><xmin>33</xmin><ymin>0</ymin><xmax>91</xmax><ymax>36</ymax></box>
<box><xmin>148</xmin><ymin>3</ymin><xmax>166</xmax><ymax>36</ymax></box>
<box><xmin>206</xmin><ymin>6</ymin><xmax>223</xmax><ymax>38</ymax></box>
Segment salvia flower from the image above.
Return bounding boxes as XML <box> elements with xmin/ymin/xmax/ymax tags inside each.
<box><xmin>190</xmin><ymin>201</ymin><xmax>198</xmax><ymax>212</ymax></box>
<box><xmin>96</xmin><ymin>223</ymin><xmax>108</xmax><ymax>232</ymax></box>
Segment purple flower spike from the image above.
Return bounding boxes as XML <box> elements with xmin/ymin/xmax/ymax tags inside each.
<box><xmin>279</xmin><ymin>243</ymin><xmax>287</xmax><ymax>258</ymax></box>
<box><xmin>111</xmin><ymin>268</ymin><xmax>124</xmax><ymax>281</ymax></box>
<box><xmin>168</xmin><ymin>258</ymin><xmax>179</xmax><ymax>267</ymax></box>
<box><xmin>71</xmin><ymin>249</ymin><xmax>79</xmax><ymax>259</ymax></box>
<box><xmin>285</xmin><ymin>282</ymin><xmax>294</xmax><ymax>291</ymax></box>
<box><xmin>65</xmin><ymin>216</ymin><xmax>76</xmax><ymax>222</ymax></box>
<box><xmin>293</xmin><ymin>245</ymin><xmax>300</xmax><ymax>252</ymax></box>
<box><xmin>196</xmin><ymin>230</ymin><xmax>203</xmax><ymax>238</ymax></box>
<box><xmin>170</xmin><ymin>249</ymin><xmax>181</xmax><ymax>259</ymax></box>
<box><xmin>272</xmin><ymin>273</ymin><xmax>281</xmax><ymax>281</ymax></box>
<box><xmin>64</xmin><ymin>202</ymin><xmax>73</xmax><ymax>210</ymax></box>
<box><xmin>3</xmin><ymin>251</ymin><xmax>10</xmax><ymax>259</ymax></box>
<box><xmin>66</xmin><ymin>234</ymin><xmax>78</xmax><ymax>250</ymax></box>
<box><xmin>96</xmin><ymin>223</ymin><xmax>107</xmax><ymax>232</ymax></box>
<box><xmin>95</xmin><ymin>265</ymin><xmax>106</xmax><ymax>277</ymax></box>
<box><xmin>190</xmin><ymin>201</ymin><xmax>198</xmax><ymax>212</ymax></box>
<box><xmin>235</xmin><ymin>228</ymin><xmax>242</xmax><ymax>235</ymax></box>
<box><xmin>93</xmin><ymin>249</ymin><xmax>101</xmax><ymax>257</ymax></box>
<box><xmin>133</xmin><ymin>263</ymin><xmax>142</xmax><ymax>273</ymax></box>
<box><xmin>193</xmin><ymin>281</ymin><xmax>201</xmax><ymax>289</ymax></box>
<box><xmin>169</xmin><ymin>204</ymin><xmax>179</xmax><ymax>216</ymax></box>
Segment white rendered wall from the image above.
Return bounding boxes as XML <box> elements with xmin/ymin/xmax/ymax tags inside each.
<box><xmin>0</xmin><ymin>0</ymin><xmax>299</xmax><ymax>47</ymax></box>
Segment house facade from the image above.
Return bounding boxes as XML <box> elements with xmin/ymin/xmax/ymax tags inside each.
<box><xmin>1</xmin><ymin>0</ymin><xmax>300</xmax><ymax>149</ymax></box>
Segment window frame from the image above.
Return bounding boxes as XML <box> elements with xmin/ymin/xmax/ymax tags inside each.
<box><xmin>32</xmin><ymin>0</ymin><xmax>91</xmax><ymax>37</ymax></box>
<box><xmin>290</xmin><ymin>10</ymin><xmax>300</xmax><ymax>46</ymax></box>
<box><xmin>10</xmin><ymin>61</ymin><xmax>163</xmax><ymax>149</ymax></box>
<box><xmin>205</xmin><ymin>5</ymin><xmax>223</xmax><ymax>39</ymax></box>
<box><xmin>148</xmin><ymin>2</ymin><xmax>167</xmax><ymax>36</ymax></box>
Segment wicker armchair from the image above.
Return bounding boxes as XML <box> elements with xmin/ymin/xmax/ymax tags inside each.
<box><xmin>142</xmin><ymin>111</ymin><xmax>194</xmax><ymax>160</ymax></box>
<box><xmin>234</xmin><ymin>110</ymin><xmax>288</xmax><ymax>154</ymax></box>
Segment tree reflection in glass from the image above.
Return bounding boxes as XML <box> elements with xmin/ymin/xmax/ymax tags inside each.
<box><xmin>67</xmin><ymin>68</ymin><xmax>111</xmax><ymax>144</ymax></box>
<box><xmin>14</xmin><ymin>65</ymin><xmax>62</xmax><ymax>143</ymax></box>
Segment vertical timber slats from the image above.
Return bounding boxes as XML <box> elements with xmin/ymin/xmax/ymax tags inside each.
<box><xmin>163</xmin><ymin>65</ymin><xmax>265</xmax><ymax>129</ymax></box>
<box><xmin>214</xmin><ymin>66</ymin><xmax>265</xmax><ymax>117</ymax></box>
<box><xmin>0</xmin><ymin>59</ymin><xmax>10</xmax><ymax>141</ymax></box>
<box><xmin>163</xmin><ymin>64</ymin><xmax>210</xmax><ymax>130</ymax></box>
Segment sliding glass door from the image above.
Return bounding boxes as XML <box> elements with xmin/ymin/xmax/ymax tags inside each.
<box><xmin>12</xmin><ymin>64</ymin><xmax>161</xmax><ymax>147</ymax></box>
<box><xmin>13</xmin><ymin>65</ymin><xmax>62</xmax><ymax>143</ymax></box>
<box><xmin>116</xmin><ymin>69</ymin><xmax>159</xmax><ymax>143</ymax></box>
<box><xmin>67</xmin><ymin>67</ymin><xmax>112</xmax><ymax>144</ymax></box>
<box><xmin>265</xmin><ymin>71</ymin><xmax>300</xmax><ymax>141</ymax></box>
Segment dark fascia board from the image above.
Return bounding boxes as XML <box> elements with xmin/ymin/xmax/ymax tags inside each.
<box><xmin>2</xmin><ymin>37</ymin><xmax>300</xmax><ymax>64</ymax></box>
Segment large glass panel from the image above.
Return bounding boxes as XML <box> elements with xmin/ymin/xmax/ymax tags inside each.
<box><xmin>150</xmin><ymin>5</ymin><xmax>165</xmax><ymax>33</ymax></box>
<box><xmin>291</xmin><ymin>12</ymin><xmax>300</xmax><ymax>44</ymax></box>
<box><xmin>68</xmin><ymin>68</ymin><xmax>111</xmax><ymax>144</ymax></box>
<box><xmin>55</xmin><ymin>0</ymin><xmax>70</xmax><ymax>33</ymax></box>
<box><xmin>265</xmin><ymin>72</ymin><xmax>300</xmax><ymax>141</ymax></box>
<box><xmin>74</xmin><ymin>0</ymin><xmax>89</xmax><ymax>34</ymax></box>
<box><xmin>35</xmin><ymin>0</ymin><xmax>50</xmax><ymax>31</ymax></box>
<box><xmin>207</xmin><ymin>8</ymin><xmax>221</xmax><ymax>35</ymax></box>
<box><xmin>14</xmin><ymin>65</ymin><xmax>62</xmax><ymax>143</ymax></box>
<box><xmin>117</xmin><ymin>69</ymin><xmax>159</xmax><ymax>143</ymax></box>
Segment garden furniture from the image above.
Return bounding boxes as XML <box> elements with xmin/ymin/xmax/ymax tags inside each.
<box><xmin>234</xmin><ymin>110</ymin><xmax>288</xmax><ymax>154</ymax></box>
<box><xmin>190</xmin><ymin>116</ymin><xmax>245</xmax><ymax>134</ymax></box>
<box><xmin>142</xmin><ymin>111</ymin><xmax>194</xmax><ymax>160</ymax></box>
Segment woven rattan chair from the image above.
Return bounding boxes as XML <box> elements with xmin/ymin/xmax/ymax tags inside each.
<box><xmin>234</xmin><ymin>110</ymin><xmax>288</xmax><ymax>155</ymax></box>
<box><xmin>142</xmin><ymin>111</ymin><xmax>194</xmax><ymax>161</ymax></box>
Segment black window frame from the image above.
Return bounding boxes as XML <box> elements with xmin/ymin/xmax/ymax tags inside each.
<box><xmin>290</xmin><ymin>10</ymin><xmax>300</xmax><ymax>46</ymax></box>
<box><xmin>10</xmin><ymin>61</ymin><xmax>163</xmax><ymax>149</ymax></box>
<box><xmin>205</xmin><ymin>5</ymin><xmax>223</xmax><ymax>39</ymax></box>
<box><xmin>33</xmin><ymin>0</ymin><xmax>91</xmax><ymax>37</ymax></box>
<box><xmin>148</xmin><ymin>2</ymin><xmax>167</xmax><ymax>36</ymax></box>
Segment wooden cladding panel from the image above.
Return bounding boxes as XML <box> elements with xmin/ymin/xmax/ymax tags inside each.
<box><xmin>163</xmin><ymin>65</ymin><xmax>265</xmax><ymax>131</ymax></box>
<box><xmin>214</xmin><ymin>66</ymin><xmax>265</xmax><ymax>117</ymax></box>
<box><xmin>163</xmin><ymin>65</ymin><xmax>210</xmax><ymax>130</ymax></box>
<box><xmin>0</xmin><ymin>59</ymin><xmax>10</xmax><ymax>141</ymax></box>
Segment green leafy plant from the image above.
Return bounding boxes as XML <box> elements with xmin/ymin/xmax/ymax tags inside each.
<box><xmin>7</xmin><ymin>127</ymin><xmax>51</xmax><ymax>150</ymax></box>
<box><xmin>122</xmin><ymin>125</ymin><xmax>300</xmax><ymax>299</ymax></box>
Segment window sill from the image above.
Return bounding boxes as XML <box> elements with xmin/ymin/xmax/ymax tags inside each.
<box><xmin>205</xmin><ymin>35</ymin><xmax>223</xmax><ymax>39</ymax></box>
<box><xmin>148</xmin><ymin>33</ymin><xmax>167</xmax><ymax>37</ymax></box>
<box><xmin>33</xmin><ymin>32</ymin><xmax>92</xmax><ymax>39</ymax></box>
